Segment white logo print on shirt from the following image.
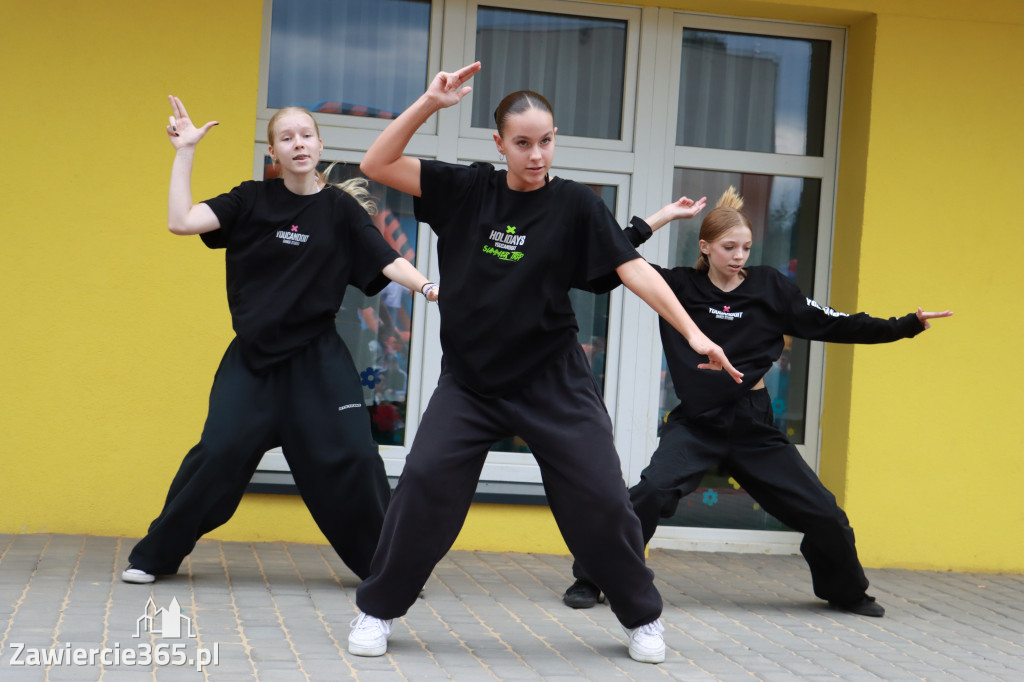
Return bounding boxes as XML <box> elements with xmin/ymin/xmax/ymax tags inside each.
<box><xmin>276</xmin><ymin>224</ymin><xmax>310</xmax><ymax>246</ymax></box>
<box><xmin>806</xmin><ymin>298</ymin><xmax>848</xmax><ymax>318</ymax></box>
<box><xmin>710</xmin><ymin>305</ymin><xmax>743</xmax><ymax>321</ymax></box>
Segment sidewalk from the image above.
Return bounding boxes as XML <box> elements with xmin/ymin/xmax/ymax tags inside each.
<box><xmin>0</xmin><ymin>533</ymin><xmax>1021</xmax><ymax>681</ymax></box>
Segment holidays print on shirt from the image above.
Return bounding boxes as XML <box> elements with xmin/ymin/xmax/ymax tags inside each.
<box><xmin>482</xmin><ymin>225</ymin><xmax>526</xmax><ymax>262</ymax></box>
<box><xmin>276</xmin><ymin>224</ymin><xmax>311</xmax><ymax>246</ymax></box>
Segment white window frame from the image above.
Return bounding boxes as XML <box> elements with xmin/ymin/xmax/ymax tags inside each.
<box><xmin>250</xmin><ymin>3</ymin><xmax>848</xmax><ymax>544</ymax></box>
<box><xmin>643</xmin><ymin>10</ymin><xmax>845</xmax><ymax>552</ymax></box>
<box><xmin>457</xmin><ymin>0</ymin><xmax>642</xmax><ymax>156</ymax></box>
<box><xmin>254</xmin><ymin>0</ymin><xmax>445</xmax><ymax>145</ymax></box>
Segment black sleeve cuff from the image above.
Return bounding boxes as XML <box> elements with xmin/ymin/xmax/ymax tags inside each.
<box><xmin>623</xmin><ymin>216</ymin><xmax>653</xmax><ymax>248</ymax></box>
<box><xmin>900</xmin><ymin>312</ymin><xmax>927</xmax><ymax>338</ymax></box>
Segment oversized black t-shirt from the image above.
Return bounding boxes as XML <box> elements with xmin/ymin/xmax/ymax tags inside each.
<box><xmin>624</xmin><ymin>219</ymin><xmax>925</xmax><ymax>421</ymax></box>
<box><xmin>201</xmin><ymin>179</ymin><xmax>400</xmax><ymax>370</ymax></box>
<box><xmin>415</xmin><ymin>161</ymin><xmax>640</xmax><ymax>396</ymax></box>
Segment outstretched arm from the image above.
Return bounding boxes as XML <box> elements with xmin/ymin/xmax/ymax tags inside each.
<box><xmin>382</xmin><ymin>257</ymin><xmax>439</xmax><ymax>301</ymax></box>
<box><xmin>360</xmin><ymin>62</ymin><xmax>481</xmax><ymax>197</ymax></box>
<box><xmin>784</xmin><ymin>272</ymin><xmax>954</xmax><ymax>343</ymax></box>
<box><xmin>616</xmin><ymin>258</ymin><xmax>743</xmax><ymax>383</ymax></box>
<box><xmin>166</xmin><ymin>95</ymin><xmax>221</xmax><ymax>235</ymax></box>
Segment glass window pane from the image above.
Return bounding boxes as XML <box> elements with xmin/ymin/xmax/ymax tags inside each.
<box><xmin>267</xmin><ymin>0</ymin><xmax>431</xmax><ymax>119</ymax></box>
<box><xmin>678</xmin><ymin>29</ymin><xmax>829</xmax><ymax>156</ymax></box>
<box><xmin>491</xmin><ymin>184</ymin><xmax>615</xmax><ymax>453</ymax></box>
<box><xmin>472</xmin><ymin>6</ymin><xmax>626</xmax><ymax>139</ymax></box>
<box><xmin>264</xmin><ymin>159</ymin><xmax>420</xmax><ymax>446</ymax></box>
<box><xmin>656</xmin><ymin>167</ymin><xmax>821</xmax><ymax>531</ymax></box>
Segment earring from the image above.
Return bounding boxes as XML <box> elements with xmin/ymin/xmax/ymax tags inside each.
<box><xmin>498</xmin><ymin>152</ymin><xmax>505</xmax><ymax>162</ymax></box>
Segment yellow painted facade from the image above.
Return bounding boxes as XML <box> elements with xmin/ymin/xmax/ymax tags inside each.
<box><xmin>2</xmin><ymin>0</ymin><xmax>1021</xmax><ymax>572</ymax></box>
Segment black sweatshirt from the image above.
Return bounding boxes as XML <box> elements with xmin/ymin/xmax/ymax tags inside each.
<box><xmin>625</xmin><ymin>218</ymin><xmax>925</xmax><ymax>422</ymax></box>
<box><xmin>414</xmin><ymin>161</ymin><xmax>639</xmax><ymax>396</ymax></box>
<box><xmin>201</xmin><ymin>179</ymin><xmax>399</xmax><ymax>370</ymax></box>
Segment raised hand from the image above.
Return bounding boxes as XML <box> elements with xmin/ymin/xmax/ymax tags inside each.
<box><xmin>664</xmin><ymin>196</ymin><xmax>707</xmax><ymax>221</ymax></box>
<box><xmin>916</xmin><ymin>307</ymin><xmax>953</xmax><ymax>330</ymax></box>
<box><xmin>425</xmin><ymin>62</ymin><xmax>482</xmax><ymax>110</ymax></box>
<box><xmin>645</xmin><ymin>195</ymin><xmax>708</xmax><ymax>232</ymax></box>
<box><xmin>166</xmin><ymin>95</ymin><xmax>218</xmax><ymax>149</ymax></box>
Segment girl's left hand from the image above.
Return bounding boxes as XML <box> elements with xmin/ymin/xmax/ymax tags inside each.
<box><xmin>690</xmin><ymin>335</ymin><xmax>743</xmax><ymax>383</ymax></box>
<box><xmin>916</xmin><ymin>307</ymin><xmax>953</xmax><ymax>329</ymax></box>
<box><xmin>425</xmin><ymin>284</ymin><xmax>440</xmax><ymax>302</ymax></box>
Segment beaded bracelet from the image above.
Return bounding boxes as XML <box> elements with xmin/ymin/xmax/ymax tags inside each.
<box><xmin>420</xmin><ymin>282</ymin><xmax>437</xmax><ymax>296</ymax></box>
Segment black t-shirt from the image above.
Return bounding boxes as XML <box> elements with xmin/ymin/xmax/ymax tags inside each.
<box><xmin>201</xmin><ymin>179</ymin><xmax>400</xmax><ymax>370</ymax></box>
<box><xmin>625</xmin><ymin>219</ymin><xmax>925</xmax><ymax>421</ymax></box>
<box><xmin>415</xmin><ymin>161</ymin><xmax>640</xmax><ymax>396</ymax></box>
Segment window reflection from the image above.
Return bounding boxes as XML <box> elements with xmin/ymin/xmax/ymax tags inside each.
<box><xmin>658</xmin><ymin>167</ymin><xmax>820</xmax><ymax>531</ymax></box>
<box><xmin>472</xmin><ymin>6</ymin><xmax>627</xmax><ymax>139</ymax></box>
<box><xmin>267</xmin><ymin>0</ymin><xmax>431</xmax><ymax>119</ymax></box>
<box><xmin>678</xmin><ymin>29</ymin><xmax>829</xmax><ymax>156</ymax></box>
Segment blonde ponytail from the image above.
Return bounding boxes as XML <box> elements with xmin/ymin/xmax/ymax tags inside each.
<box><xmin>716</xmin><ymin>185</ymin><xmax>744</xmax><ymax>211</ymax></box>
<box><xmin>694</xmin><ymin>186</ymin><xmax>752</xmax><ymax>271</ymax></box>
<box><xmin>319</xmin><ymin>163</ymin><xmax>379</xmax><ymax>216</ymax></box>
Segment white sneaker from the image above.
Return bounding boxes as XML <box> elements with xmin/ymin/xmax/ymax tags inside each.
<box><xmin>624</xmin><ymin>618</ymin><xmax>665</xmax><ymax>663</ymax></box>
<box><xmin>121</xmin><ymin>565</ymin><xmax>155</xmax><ymax>584</ymax></box>
<box><xmin>348</xmin><ymin>612</ymin><xmax>392</xmax><ymax>657</ymax></box>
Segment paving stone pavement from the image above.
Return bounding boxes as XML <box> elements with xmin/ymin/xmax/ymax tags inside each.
<box><xmin>0</xmin><ymin>534</ymin><xmax>1021</xmax><ymax>681</ymax></box>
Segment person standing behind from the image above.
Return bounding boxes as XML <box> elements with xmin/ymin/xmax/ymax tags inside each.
<box><xmin>122</xmin><ymin>97</ymin><xmax>438</xmax><ymax>585</ymax></box>
<box><xmin>346</xmin><ymin>62</ymin><xmax>742</xmax><ymax>664</ymax></box>
<box><xmin>561</xmin><ymin>186</ymin><xmax>952</xmax><ymax>617</ymax></box>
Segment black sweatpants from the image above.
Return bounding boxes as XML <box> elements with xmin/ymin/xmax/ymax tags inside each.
<box><xmin>129</xmin><ymin>330</ymin><xmax>390</xmax><ymax>579</ymax></box>
<box><xmin>356</xmin><ymin>345</ymin><xmax>662</xmax><ymax>629</ymax></box>
<box><xmin>574</xmin><ymin>388</ymin><xmax>870</xmax><ymax>606</ymax></box>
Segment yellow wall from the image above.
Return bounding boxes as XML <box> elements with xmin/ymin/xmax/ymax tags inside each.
<box><xmin>3</xmin><ymin>0</ymin><xmax>1022</xmax><ymax>572</ymax></box>
<box><xmin>836</xmin><ymin>9</ymin><xmax>1024</xmax><ymax>572</ymax></box>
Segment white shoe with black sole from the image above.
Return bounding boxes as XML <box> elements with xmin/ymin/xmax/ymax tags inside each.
<box><xmin>121</xmin><ymin>565</ymin><xmax>156</xmax><ymax>584</ymax></box>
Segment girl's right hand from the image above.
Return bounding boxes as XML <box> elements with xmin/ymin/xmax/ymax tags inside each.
<box><xmin>662</xmin><ymin>195</ymin><xmax>707</xmax><ymax>221</ymax></box>
<box><xmin>425</xmin><ymin>62</ymin><xmax>481</xmax><ymax>110</ymax></box>
<box><xmin>166</xmin><ymin>95</ymin><xmax>218</xmax><ymax>149</ymax></box>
